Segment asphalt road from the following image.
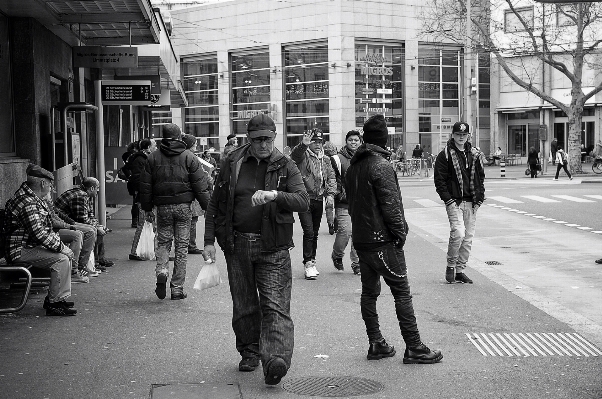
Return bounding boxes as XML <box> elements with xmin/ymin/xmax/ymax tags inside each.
<box><xmin>1</xmin><ymin>175</ymin><xmax>601</xmax><ymax>399</ymax></box>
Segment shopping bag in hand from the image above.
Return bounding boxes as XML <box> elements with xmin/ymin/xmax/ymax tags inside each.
<box><xmin>136</xmin><ymin>221</ymin><xmax>156</xmax><ymax>260</ymax></box>
<box><xmin>193</xmin><ymin>262</ymin><xmax>222</xmax><ymax>290</ymax></box>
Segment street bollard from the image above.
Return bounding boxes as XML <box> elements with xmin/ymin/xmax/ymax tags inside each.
<box><xmin>500</xmin><ymin>160</ymin><xmax>506</xmax><ymax>178</ymax></box>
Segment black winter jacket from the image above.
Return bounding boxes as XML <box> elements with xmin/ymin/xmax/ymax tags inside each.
<box><xmin>125</xmin><ymin>152</ymin><xmax>148</xmax><ymax>197</ymax></box>
<box><xmin>433</xmin><ymin>139</ymin><xmax>485</xmax><ymax>206</ymax></box>
<box><xmin>139</xmin><ymin>138</ymin><xmax>211</xmax><ymax>211</ymax></box>
<box><xmin>204</xmin><ymin>144</ymin><xmax>309</xmax><ymax>254</ymax></box>
<box><xmin>346</xmin><ymin>144</ymin><xmax>409</xmax><ymax>250</ymax></box>
<box><xmin>331</xmin><ymin>146</ymin><xmax>354</xmax><ymax>208</ymax></box>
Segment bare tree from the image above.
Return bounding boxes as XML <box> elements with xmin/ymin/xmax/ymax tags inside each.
<box><xmin>421</xmin><ymin>0</ymin><xmax>602</xmax><ymax>172</ymax></box>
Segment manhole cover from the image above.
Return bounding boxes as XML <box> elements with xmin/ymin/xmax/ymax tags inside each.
<box><xmin>485</xmin><ymin>261</ymin><xmax>502</xmax><ymax>265</ymax></box>
<box><xmin>282</xmin><ymin>376</ymin><xmax>384</xmax><ymax>397</ymax></box>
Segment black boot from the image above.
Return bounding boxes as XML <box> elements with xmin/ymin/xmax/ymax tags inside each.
<box><xmin>367</xmin><ymin>339</ymin><xmax>396</xmax><ymax>360</ymax></box>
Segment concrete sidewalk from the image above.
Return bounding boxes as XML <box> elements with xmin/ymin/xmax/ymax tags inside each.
<box><xmin>1</xmin><ymin>204</ymin><xmax>601</xmax><ymax>399</ymax></box>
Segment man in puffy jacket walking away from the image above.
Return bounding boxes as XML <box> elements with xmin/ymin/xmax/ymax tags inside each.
<box><xmin>139</xmin><ymin>124</ymin><xmax>211</xmax><ymax>300</ymax></box>
<box><xmin>290</xmin><ymin>129</ymin><xmax>336</xmax><ymax>280</ymax></box>
<box><xmin>203</xmin><ymin>114</ymin><xmax>309</xmax><ymax>386</ymax></box>
<box><xmin>434</xmin><ymin>121</ymin><xmax>485</xmax><ymax>285</ymax></box>
<box><xmin>346</xmin><ymin>114</ymin><xmax>443</xmax><ymax>365</ymax></box>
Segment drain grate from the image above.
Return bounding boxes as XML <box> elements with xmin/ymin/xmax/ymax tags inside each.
<box><xmin>485</xmin><ymin>260</ymin><xmax>502</xmax><ymax>265</ymax></box>
<box><xmin>282</xmin><ymin>376</ymin><xmax>384</xmax><ymax>397</ymax></box>
<box><xmin>466</xmin><ymin>332</ymin><xmax>602</xmax><ymax>357</ymax></box>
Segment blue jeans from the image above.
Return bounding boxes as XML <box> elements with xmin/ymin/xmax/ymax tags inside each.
<box><xmin>155</xmin><ymin>203</ymin><xmax>192</xmax><ymax>288</ymax></box>
<box><xmin>73</xmin><ymin>222</ymin><xmax>96</xmax><ymax>270</ymax></box>
<box><xmin>19</xmin><ymin>246</ymin><xmax>71</xmax><ymax>303</ymax></box>
<box><xmin>57</xmin><ymin>229</ymin><xmax>82</xmax><ymax>271</ymax></box>
<box><xmin>298</xmin><ymin>199</ymin><xmax>323</xmax><ymax>263</ymax></box>
<box><xmin>224</xmin><ymin>232</ymin><xmax>294</xmax><ymax>370</ymax></box>
<box><xmin>445</xmin><ymin>201</ymin><xmax>477</xmax><ymax>271</ymax></box>
<box><xmin>357</xmin><ymin>244</ymin><xmax>421</xmax><ymax>346</ymax></box>
<box><xmin>331</xmin><ymin>207</ymin><xmax>358</xmax><ymax>264</ymax></box>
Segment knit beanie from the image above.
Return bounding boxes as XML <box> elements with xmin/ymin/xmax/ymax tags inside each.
<box><xmin>182</xmin><ymin>134</ymin><xmax>197</xmax><ymax>149</ymax></box>
<box><xmin>362</xmin><ymin>115</ymin><xmax>388</xmax><ymax>148</ymax></box>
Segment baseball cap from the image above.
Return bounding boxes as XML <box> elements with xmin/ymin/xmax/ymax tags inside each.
<box><xmin>310</xmin><ymin>129</ymin><xmax>324</xmax><ymax>142</ymax></box>
<box><xmin>247</xmin><ymin>114</ymin><xmax>276</xmax><ymax>139</ymax></box>
<box><xmin>452</xmin><ymin>122</ymin><xmax>470</xmax><ymax>134</ymax></box>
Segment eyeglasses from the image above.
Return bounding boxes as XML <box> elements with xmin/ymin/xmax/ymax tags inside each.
<box><xmin>250</xmin><ymin>137</ymin><xmax>275</xmax><ymax>144</ymax></box>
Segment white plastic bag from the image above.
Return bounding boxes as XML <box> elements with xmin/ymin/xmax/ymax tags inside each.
<box><xmin>193</xmin><ymin>262</ymin><xmax>222</xmax><ymax>290</ymax></box>
<box><xmin>136</xmin><ymin>221</ymin><xmax>156</xmax><ymax>260</ymax></box>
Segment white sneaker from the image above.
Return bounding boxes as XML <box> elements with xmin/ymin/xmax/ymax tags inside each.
<box><xmin>72</xmin><ymin>270</ymin><xmax>90</xmax><ymax>283</ymax></box>
<box><xmin>85</xmin><ymin>266</ymin><xmax>100</xmax><ymax>277</ymax></box>
<box><xmin>312</xmin><ymin>263</ymin><xmax>320</xmax><ymax>276</ymax></box>
<box><xmin>304</xmin><ymin>263</ymin><xmax>317</xmax><ymax>280</ymax></box>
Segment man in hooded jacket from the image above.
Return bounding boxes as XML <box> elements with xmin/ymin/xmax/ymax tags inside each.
<box><xmin>139</xmin><ymin>124</ymin><xmax>211</xmax><ymax>300</ymax></box>
<box><xmin>346</xmin><ymin>114</ymin><xmax>443</xmax><ymax>365</ymax></box>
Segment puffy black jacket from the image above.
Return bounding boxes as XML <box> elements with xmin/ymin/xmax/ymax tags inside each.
<box><xmin>139</xmin><ymin>138</ymin><xmax>211</xmax><ymax>211</ymax></box>
<box><xmin>204</xmin><ymin>143</ymin><xmax>309</xmax><ymax>254</ymax></box>
<box><xmin>125</xmin><ymin>152</ymin><xmax>148</xmax><ymax>197</ymax></box>
<box><xmin>346</xmin><ymin>144</ymin><xmax>409</xmax><ymax>250</ymax></box>
<box><xmin>331</xmin><ymin>146</ymin><xmax>354</xmax><ymax>208</ymax></box>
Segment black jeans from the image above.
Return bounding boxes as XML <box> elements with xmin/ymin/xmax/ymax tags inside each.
<box><xmin>357</xmin><ymin>244</ymin><xmax>421</xmax><ymax>347</ymax></box>
<box><xmin>224</xmin><ymin>233</ymin><xmax>294</xmax><ymax>369</ymax></box>
<box><xmin>298</xmin><ymin>199</ymin><xmax>324</xmax><ymax>263</ymax></box>
<box><xmin>555</xmin><ymin>163</ymin><xmax>572</xmax><ymax>179</ymax></box>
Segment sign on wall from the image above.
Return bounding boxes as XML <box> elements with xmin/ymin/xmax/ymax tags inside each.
<box><xmin>73</xmin><ymin>46</ymin><xmax>138</xmax><ymax>69</ymax></box>
<box><xmin>101</xmin><ymin>80</ymin><xmax>152</xmax><ymax>106</ymax></box>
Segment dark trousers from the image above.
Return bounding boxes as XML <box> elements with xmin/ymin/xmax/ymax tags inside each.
<box><xmin>224</xmin><ymin>233</ymin><xmax>294</xmax><ymax>370</ymax></box>
<box><xmin>555</xmin><ymin>163</ymin><xmax>572</xmax><ymax>179</ymax></box>
<box><xmin>298</xmin><ymin>199</ymin><xmax>324</xmax><ymax>263</ymax></box>
<box><xmin>189</xmin><ymin>216</ymin><xmax>199</xmax><ymax>249</ymax></box>
<box><xmin>357</xmin><ymin>244</ymin><xmax>421</xmax><ymax>347</ymax></box>
<box><xmin>131</xmin><ymin>199</ymin><xmax>139</xmax><ymax>226</ymax></box>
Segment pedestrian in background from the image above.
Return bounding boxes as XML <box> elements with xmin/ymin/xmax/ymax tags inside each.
<box><xmin>527</xmin><ymin>146</ymin><xmax>539</xmax><ymax>178</ymax></box>
<box><xmin>434</xmin><ymin>121</ymin><xmax>485</xmax><ymax>284</ymax></box>
<box><xmin>122</xmin><ymin>141</ymin><xmax>140</xmax><ymax>228</ymax></box>
<box><xmin>290</xmin><ymin>128</ymin><xmax>336</xmax><ymax>280</ymax></box>
<box><xmin>181</xmin><ymin>133</ymin><xmax>206</xmax><ymax>255</ymax></box>
<box><xmin>346</xmin><ymin>114</ymin><xmax>443</xmax><ymax>364</ymax></box>
<box><xmin>323</xmin><ymin>141</ymin><xmax>338</xmax><ymax>235</ymax></box>
<box><xmin>203</xmin><ymin>114</ymin><xmax>309</xmax><ymax>385</ymax></box>
<box><xmin>554</xmin><ymin>148</ymin><xmax>573</xmax><ymax>181</ymax></box>
<box><xmin>128</xmin><ymin>138</ymin><xmax>157</xmax><ymax>261</ymax></box>
<box><xmin>139</xmin><ymin>124</ymin><xmax>211</xmax><ymax>300</ymax></box>
<box><xmin>551</xmin><ymin>138</ymin><xmax>558</xmax><ymax>165</ymax></box>
<box><xmin>223</xmin><ymin>133</ymin><xmax>238</xmax><ymax>156</ymax></box>
<box><xmin>330</xmin><ymin>130</ymin><xmax>361</xmax><ymax>275</ymax></box>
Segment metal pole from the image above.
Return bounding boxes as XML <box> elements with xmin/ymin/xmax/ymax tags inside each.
<box><xmin>95</xmin><ymin>80</ymin><xmax>107</xmax><ymax>226</ymax></box>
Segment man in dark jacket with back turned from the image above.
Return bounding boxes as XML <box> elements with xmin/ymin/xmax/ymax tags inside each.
<box><xmin>204</xmin><ymin>114</ymin><xmax>309</xmax><ymax>386</ymax></box>
<box><xmin>346</xmin><ymin>114</ymin><xmax>442</xmax><ymax>364</ymax></box>
<box><xmin>434</xmin><ymin>121</ymin><xmax>485</xmax><ymax>285</ymax></box>
<box><xmin>139</xmin><ymin>124</ymin><xmax>211</xmax><ymax>300</ymax></box>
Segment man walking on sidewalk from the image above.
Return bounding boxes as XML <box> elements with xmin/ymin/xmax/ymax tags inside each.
<box><xmin>330</xmin><ymin>130</ymin><xmax>361</xmax><ymax>275</ymax></box>
<box><xmin>346</xmin><ymin>114</ymin><xmax>443</xmax><ymax>364</ymax></box>
<box><xmin>139</xmin><ymin>123</ymin><xmax>211</xmax><ymax>300</ymax></box>
<box><xmin>290</xmin><ymin>128</ymin><xmax>336</xmax><ymax>280</ymax></box>
<box><xmin>204</xmin><ymin>114</ymin><xmax>309</xmax><ymax>385</ymax></box>
<box><xmin>434</xmin><ymin>121</ymin><xmax>485</xmax><ymax>284</ymax></box>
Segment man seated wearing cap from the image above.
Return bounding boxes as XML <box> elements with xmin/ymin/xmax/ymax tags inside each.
<box><xmin>204</xmin><ymin>113</ymin><xmax>309</xmax><ymax>385</ymax></box>
<box><xmin>54</xmin><ymin>177</ymin><xmax>112</xmax><ymax>272</ymax></box>
<box><xmin>4</xmin><ymin>164</ymin><xmax>77</xmax><ymax>316</ymax></box>
<box><xmin>290</xmin><ymin>128</ymin><xmax>336</xmax><ymax>280</ymax></box>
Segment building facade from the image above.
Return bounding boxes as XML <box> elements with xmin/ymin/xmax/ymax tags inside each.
<box><xmin>171</xmin><ymin>0</ymin><xmax>491</xmax><ymax>155</ymax></box>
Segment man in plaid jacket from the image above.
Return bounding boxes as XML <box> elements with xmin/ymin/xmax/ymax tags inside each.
<box><xmin>4</xmin><ymin>165</ymin><xmax>77</xmax><ymax>316</ymax></box>
<box><xmin>54</xmin><ymin>177</ymin><xmax>112</xmax><ymax>270</ymax></box>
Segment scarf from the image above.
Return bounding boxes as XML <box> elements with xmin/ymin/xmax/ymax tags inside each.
<box><xmin>447</xmin><ymin>144</ymin><xmax>483</xmax><ymax>203</ymax></box>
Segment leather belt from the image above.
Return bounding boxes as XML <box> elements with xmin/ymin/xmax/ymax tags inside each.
<box><xmin>233</xmin><ymin>231</ymin><xmax>261</xmax><ymax>241</ymax></box>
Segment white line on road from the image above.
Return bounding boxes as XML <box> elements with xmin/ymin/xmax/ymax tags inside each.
<box><xmin>584</xmin><ymin>195</ymin><xmax>602</xmax><ymax>200</ymax></box>
<box><xmin>521</xmin><ymin>195</ymin><xmax>560</xmax><ymax>203</ymax></box>
<box><xmin>413</xmin><ymin>199</ymin><xmax>440</xmax><ymax>208</ymax></box>
<box><xmin>488</xmin><ymin>196</ymin><xmax>524</xmax><ymax>204</ymax></box>
<box><xmin>551</xmin><ymin>195</ymin><xmax>596</xmax><ymax>203</ymax></box>
<box><xmin>578</xmin><ymin>227</ymin><xmax>593</xmax><ymax>230</ymax></box>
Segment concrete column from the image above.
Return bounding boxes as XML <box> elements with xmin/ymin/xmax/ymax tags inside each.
<box><xmin>218</xmin><ymin>50</ymin><xmax>231</xmax><ymax>150</ymax></box>
<box><xmin>269</xmin><ymin>43</ymin><xmax>285</xmax><ymax>150</ymax></box>
<box><xmin>405</xmin><ymin>39</ymin><xmax>419</xmax><ymax>152</ymax></box>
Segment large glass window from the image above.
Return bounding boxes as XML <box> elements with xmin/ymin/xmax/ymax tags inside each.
<box><xmin>0</xmin><ymin>13</ymin><xmax>15</xmax><ymax>156</ymax></box>
<box><xmin>418</xmin><ymin>45</ymin><xmax>461</xmax><ymax>153</ymax></box>
<box><xmin>283</xmin><ymin>44</ymin><xmax>329</xmax><ymax>148</ymax></box>
<box><xmin>231</xmin><ymin>50</ymin><xmax>271</xmax><ymax>141</ymax></box>
<box><xmin>355</xmin><ymin>42</ymin><xmax>404</xmax><ymax>149</ymax></box>
<box><xmin>183</xmin><ymin>57</ymin><xmax>220</xmax><ymax>149</ymax></box>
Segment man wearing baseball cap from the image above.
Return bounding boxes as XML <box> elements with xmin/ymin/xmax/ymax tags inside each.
<box><xmin>204</xmin><ymin>113</ymin><xmax>309</xmax><ymax>385</ymax></box>
<box><xmin>434</xmin><ymin>121</ymin><xmax>486</xmax><ymax>284</ymax></box>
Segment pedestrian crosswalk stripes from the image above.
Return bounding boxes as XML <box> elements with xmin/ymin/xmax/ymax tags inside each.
<box><xmin>584</xmin><ymin>195</ymin><xmax>602</xmax><ymax>200</ymax></box>
<box><xmin>551</xmin><ymin>195</ymin><xmax>595</xmax><ymax>203</ymax></box>
<box><xmin>466</xmin><ymin>332</ymin><xmax>602</xmax><ymax>357</ymax></box>
<box><xmin>412</xmin><ymin>198</ymin><xmax>440</xmax><ymax>208</ymax></box>
<box><xmin>521</xmin><ymin>195</ymin><xmax>559</xmax><ymax>203</ymax></box>
<box><xmin>487</xmin><ymin>196</ymin><xmax>523</xmax><ymax>203</ymax></box>
<box><xmin>409</xmin><ymin>193</ymin><xmax>602</xmax><ymax>208</ymax></box>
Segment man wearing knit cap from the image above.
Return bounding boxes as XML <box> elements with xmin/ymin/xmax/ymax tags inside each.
<box><xmin>346</xmin><ymin>114</ymin><xmax>443</xmax><ymax>364</ymax></box>
<box><xmin>434</xmin><ymin>121</ymin><xmax>485</xmax><ymax>284</ymax></box>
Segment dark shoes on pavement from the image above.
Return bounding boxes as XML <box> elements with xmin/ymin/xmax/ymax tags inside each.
<box><xmin>170</xmin><ymin>287</ymin><xmax>187</xmax><ymax>300</ymax></box>
<box><xmin>351</xmin><ymin>262</ymin><xmax>361</xmax><ymax>275</ymax></box>
<box><xmin>367</xmin><ymin>339</ymin><xmax>396</xmax><ymax>360</ymax></box>
<box><xmin>264</xmin><ymin>357</ymin><xmax>287</xmax><ymax>385</ymax></box>
<box><xmin>188</xmin><ymin>248</ymin><xmax>205</xmax><ymax>255</ymax></box>
<box><xmin>445</xmin><ymin>267</ymin><xmax>455</xmax><ymax>283</ymax></box>
<box><xmin>129</xmin><ymin>254</ymin><xmax>145</xmax><ymax>261</ymax></box>
<box><xmin>45</xmin><ymin>300</ymin><xmax>77</xmax><ymax>316</ymax></box>
<box><xmin>239</xmin><ymin>356</ymin><xmax>260</xmax><ymax>372</ymax></box>
<box><xmin>332</xmin><ymin>257</ymin><xmax>344</xmax><ymax>271</ymax></box>
<box><xmin>328</xmin><ymin>223</ymin><xmax>336</xmax><ymax>235</ymax></box>
<box><xmin>43</xmin><ymin>295</ymin><xmax>74</xmax><ymax>310</ymax></box>
<box><xmin>403</xmin><ymin>343</ymin><xmax>443</xmax><ymax>364</ymax></box>
<box><xmin>596</xmin><ymin>258</ymin><xmax>602</xmax><ymax>264</ymax></box>
<box><xmin>98</xmin><ymin>258</ymin><xmax>114</xmax><ymax>267</ymax></box>
<box><xmin>455</xmin><ymin>272</ymin><xmax>473</xmax><ymax>284</ymax></box>
<box><xmin>155</xmin><ymin>273</ymin><xmax>168</xmax><ymax>299</ymax></box>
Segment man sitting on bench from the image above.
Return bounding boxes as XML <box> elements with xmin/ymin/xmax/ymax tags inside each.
<box><xmin>4</xmin><ymin>165</ymin><xmax>77</xmax><ymax>316</ymax></box>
